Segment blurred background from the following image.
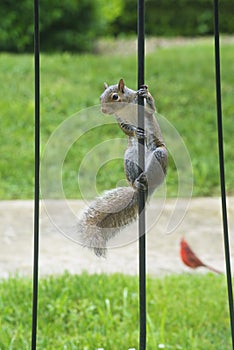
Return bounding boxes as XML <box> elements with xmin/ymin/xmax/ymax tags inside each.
<box><xmin>0</xmin><ymin>0</ymin><xmax>234</xmax><ymax>53</ymax></box>
<box><xmin>0</xmin><ymin>2</ymin><xmax>234</xmax><ymax>348</ymax></box>
<box><xmin>1</xmin><ymin>0</ymin><xmax>234</xmax><ymax>200</ymax></box>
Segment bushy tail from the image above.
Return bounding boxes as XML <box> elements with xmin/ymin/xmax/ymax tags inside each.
<box><xmin>77</xmin><ymin>187</ymin><xmax>138</xmax><ymax>257</ymax></box>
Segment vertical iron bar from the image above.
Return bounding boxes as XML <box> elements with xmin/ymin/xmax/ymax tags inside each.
<box><xmin>31</xmin><ymin>0</ymin><xmax>40</xmax><ymax>349</ymax></box>
<box><xmin>138</xmin><ymin>0</ymin><xmax>146</xmax><ymax>349</ymax></box>
<box><xmin>213</xmin><ymin>0</ymin><xmax>234</xmax><ymax>347</ymax></box>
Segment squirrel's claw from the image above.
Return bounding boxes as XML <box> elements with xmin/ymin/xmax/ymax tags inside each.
<box><xmin>140</xmin><ymin>84</ymin><xmax>148</xmax><ymax>90</ymax></box>
<box><xmin>137</xmin><ymin>86</ymin><xmax>156</xmax><ymax>113</ymax></box>
<box><xmin>137</xmin><ymin>85</ymin><xmax>149</xmax><ymax>98</ymax></box>
<box><xmin>134</xmin><ymin>172</ymin><xmax>148</xmax><ymax>191</ymax></box>
<box><xmin>135</xmin><ymin>127</ymin><xmax>146</xmax><ymax>140</ymax></box>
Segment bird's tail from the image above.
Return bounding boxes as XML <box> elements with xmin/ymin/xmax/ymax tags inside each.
<box><xmin>77</xmin><ymin>187</ymin><xmax>138</xmax><ymax>257</ymax></box>
<box><xmin>204</xmin><ymin>264</ymin><xmax>222</xmax><ymax>275</ymax></box>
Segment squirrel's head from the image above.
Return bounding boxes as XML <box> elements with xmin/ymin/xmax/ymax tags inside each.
<box><xmin>100</xmin><ymin>79</ymin><xmax>126</xmax><ymax>114</ymax></box>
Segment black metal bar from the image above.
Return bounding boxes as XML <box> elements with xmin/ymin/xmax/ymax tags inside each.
<box><xmin>31</xmin><ymin>0</ymin><xmax>40</xmax><ymax>349</ymax></box>
<box><xmin>213</xmin><ymin>0</ymin><xmax>234</xmax><ymax>348</ymax></box>
<box><xmin>138</xmin><ymin>0</ymin><xmax>146</xmax><ymax>349</ymax></box>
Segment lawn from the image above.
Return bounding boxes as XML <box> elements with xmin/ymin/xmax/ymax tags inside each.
<box><xmin>1</xmin><ymin>39</ymin><xmax>233</xmax><ymax>350</ymax></box>
<box><xmin>0</xmin><ymin>38</ymin><xmax>234</xmax><ymax>199</ymax></box>
<box><xmin>0</xmin><ymin>272</ymin><xmax>231</xmax><ymax>349</ymax></box>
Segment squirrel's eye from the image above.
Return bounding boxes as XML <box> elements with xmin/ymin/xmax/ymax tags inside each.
<box><xmin>112</xmin><ymin>93</ymin><xmax>119</xmax><ymax>101</ymax></box>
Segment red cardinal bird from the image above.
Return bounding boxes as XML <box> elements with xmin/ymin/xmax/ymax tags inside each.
<box><xmin>180</xmin><ymin>237</ymin><xmax>222</xmax><ymax>274</ymax></box>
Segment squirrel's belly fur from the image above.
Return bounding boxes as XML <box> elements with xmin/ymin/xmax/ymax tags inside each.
<box><xmin>77</xmin><ymin>187</ymin><xmax>138</xmax><ymax>257</ymax></box>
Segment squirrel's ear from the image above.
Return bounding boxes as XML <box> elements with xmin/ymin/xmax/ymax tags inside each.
<box><xmin>104</xmin><ymin>82</ymin><xmax>108</xmax><ymax>90</ymax></box>
<box><xmin>118</xmin><ymin>79</ymin><xmax>125</xmax><ymax>93</ymax></box>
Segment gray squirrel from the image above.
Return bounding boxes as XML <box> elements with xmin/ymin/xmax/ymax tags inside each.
<box><xmin>77</xmin><ymin>79</ymin><xmax>168</xmax><ymax>257</ymax></box>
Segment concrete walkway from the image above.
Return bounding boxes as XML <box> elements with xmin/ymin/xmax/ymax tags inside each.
<box><xmin>0</xmin><ymin>198</ymin><xmax>233</xmax><ymax>278</ymax></box>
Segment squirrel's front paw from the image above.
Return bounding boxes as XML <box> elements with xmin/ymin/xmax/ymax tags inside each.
<box><xmin>137</xmin><ymin>85</ymin><xmax>149</xmax><ymax>98</ymax></box>
<box><xmin>135</xmin><ymin>127</ymin><xmax>146</xmax><ymax>140</ymax></box>
<box><xmin>134</xmin><ymin>172</ymin><xmax>148</xmax><ymax>191</ymax></box>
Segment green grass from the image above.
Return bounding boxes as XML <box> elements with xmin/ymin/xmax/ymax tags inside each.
<box><xmin>0</xmin><ymin>272</ymin><xmax>231</xmax><ymax>349</ymax></box>
<box><xmin>1</xmin><ymin>38</ymin><xmax>234</xmax><ymax>199</ymax></box>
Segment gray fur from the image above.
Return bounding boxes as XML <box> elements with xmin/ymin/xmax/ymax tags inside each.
<box><xmin>77</xmin><ymin>79</ymin><xmax>168</xmax><ymax>257</ymax></box>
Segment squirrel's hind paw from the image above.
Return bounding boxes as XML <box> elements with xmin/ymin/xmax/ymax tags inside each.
<box><xmin>133</xmin><ymin>172</ymin><xmax>148</xmax><ymax>191</ymax></box>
